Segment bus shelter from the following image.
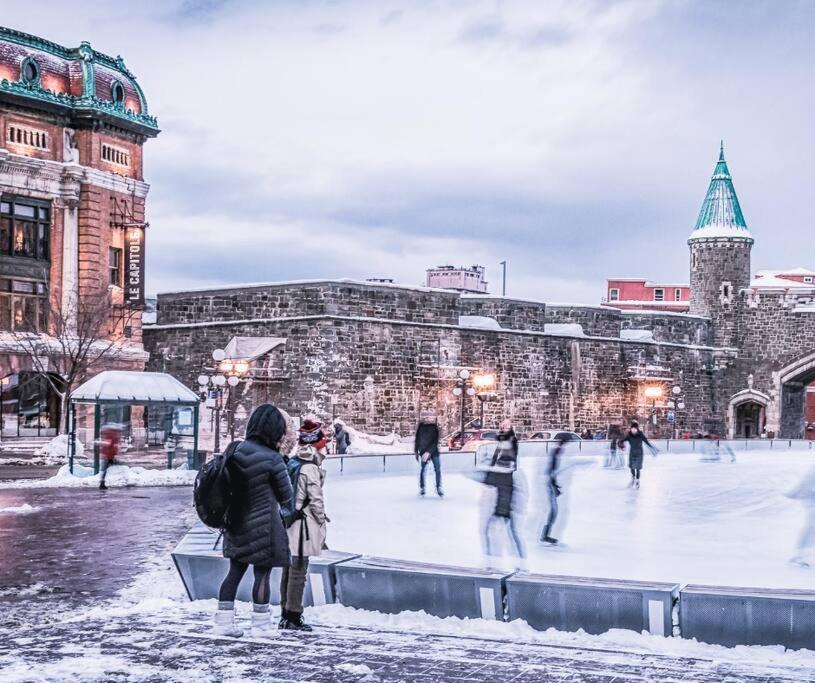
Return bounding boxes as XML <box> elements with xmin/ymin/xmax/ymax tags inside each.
<box><xmin>68</xmin><ymin>371</ymin><xmax>200</xmax><ymax>474</ymax></box>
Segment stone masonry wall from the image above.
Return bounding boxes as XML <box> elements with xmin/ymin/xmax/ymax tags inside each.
<box><xmin>621</xmin><ymin>311</ymin><xmax>712</xmax><ymax>346</ymax></box>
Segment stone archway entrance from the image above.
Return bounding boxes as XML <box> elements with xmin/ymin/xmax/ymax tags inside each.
<box><xmin>728</xmin><ymin>389</ymin><xmax>770</xmax><ymax>439</ymax></box>
<box><xmin>777</xmin><ymin>351</ymin><xmax>815</xmax><ymax>439</ymax></box>
<box><xmin>735</xmin><ymin>402</ymin><xmax>763</xmax><ymax>438</ymax></box>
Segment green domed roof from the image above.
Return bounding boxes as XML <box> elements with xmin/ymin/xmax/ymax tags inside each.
<box><xmin>689</xmin><ymin>143</ymin><xmax>752</xmax><ymax>241</ymax></box>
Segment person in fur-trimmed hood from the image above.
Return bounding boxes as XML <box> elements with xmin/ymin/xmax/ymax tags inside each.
<box><xmin>279</xmin><ymin>437</ymin><xmax>328</xmax><ymax>631</ymax></box>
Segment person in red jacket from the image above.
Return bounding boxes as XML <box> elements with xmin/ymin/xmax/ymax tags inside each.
<box><xmin>99</xmin><ymin>424</ymin><xmax>122</xmax><ymax>490</ymax></box>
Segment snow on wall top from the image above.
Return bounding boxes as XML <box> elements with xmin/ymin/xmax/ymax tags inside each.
<box><xmin>458</xmin><ymin>315</ymin><xmax>502</xmax><ymax>330</ymax></box>
<box><xmin>71</xmin><ymin>371</ymin><xmax>199</xmax><ymax>404</ymax></box>
<box><xmin>689</xmin><ymin>143</ymin><xmax>753</xmax><ymax>242</ymax></box>
<box><xmin>544</xmin><ymin>323</ymin><xmax>585</xmax><ymax>337</ymax></box>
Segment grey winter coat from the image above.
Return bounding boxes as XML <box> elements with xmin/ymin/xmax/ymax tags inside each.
<box><xmin>619</xmin><ymin>430</ymin><xmax>655</xmax><ymax>470</ymax></box>
<box><xmin>222</xmin><ymin>439</ymin><xmax>294</xmax><ymax>567</ymax></box>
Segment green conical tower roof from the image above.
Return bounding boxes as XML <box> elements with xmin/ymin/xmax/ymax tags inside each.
<box><xmin>689</xmin><ymin>143</ymin><xmax>753</xmax><ymax>242</ymax></box>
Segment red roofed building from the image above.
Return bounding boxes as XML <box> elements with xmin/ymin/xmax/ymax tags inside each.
<box><xmin>603</xmin><ymin>279</ymin><xmax>690</xmax><ymax>312</ymax></box>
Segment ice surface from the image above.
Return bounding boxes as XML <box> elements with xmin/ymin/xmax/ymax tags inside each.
<box><xmin>325</xmin><ymin>449</ymin><xmax>815</xmax><ymax>589</ymax></box>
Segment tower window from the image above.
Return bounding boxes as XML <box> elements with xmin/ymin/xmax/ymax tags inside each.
<box><xmin>101</xmin><ymin>143</ymin><xmax>131</xmax><ymax>168</ymax></box>
<box><xmin>110</xmin><ymin>80</ymin><xmax>125</xmax><ymax>105</ymax></box>
<box><xmin>7</xmin><ymin>124</ymin><xmax>48</xmax><ymax>150</ymax></box>
<box><xmin>20</xmin><ymin>56</ymin><xmax>40</xmax><ymax>85</ymax></box>
<box><xmin>674</xmin><ymin>288</ymin><xmax>682</xmax><ymax>301</ymax></box>
<box><xmin>654</xmin><ymin>288</ymin><xmax>664</xmax><ymax>301</ymax></box>
<box><xmin>109</xmin><ymin>247</ymin><xmax>122</xmax><ymax>287</ymax></box>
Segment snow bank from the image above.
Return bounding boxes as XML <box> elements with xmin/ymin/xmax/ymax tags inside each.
<box><xmin>458</xmin><ymin>315</ymin><xmax>502</xmax><ymax>331</ymax></box>
<box><xmin>0</xmin><ymin>503</ymin><xmax>39</xmax><ymax>514</ymax></box>
<box><xmin>0</xmin><ymin>463</ymin><xmax>196</xmax><ymax>489</ymax></box>
<box><xmin>34</xmin><ymin>434</ymin><xmax>85</xmax><ymax>464</ymax></box>
<box><xmin>544</xmin><ymin>323</ymin><xmax>585</xmax><ymax>337</ymax></box>
<box><xmin>620</xmin><ymin>329</ymin><xmax>655</xmax><ymax>342</ymax></box>
<box><xmin>344</xmin><ymin>425</ymin><xmax>411</xmax><ymax>455</ymax></box>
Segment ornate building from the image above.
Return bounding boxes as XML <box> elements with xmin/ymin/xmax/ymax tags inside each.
<box><xmin>0</xmin><ymin>27</ymin><xmax>158</xmax><ymax>436</ymax></box>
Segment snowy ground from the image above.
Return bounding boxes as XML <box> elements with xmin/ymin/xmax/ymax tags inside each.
<box><xmin>2</xmin><ymin>483</ymin><xmax>815</xmax><ymax>680</ymax></box>
<box><xmin>326</xmin><ymin>448</ymin><xmax>815</xmax><ymax>589</ymax></box>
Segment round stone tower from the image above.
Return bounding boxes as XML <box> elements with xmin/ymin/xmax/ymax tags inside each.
<box><xmin>688</xmin><ymin>143</ymin><xmax>753</xmax><ymax>347</ymax></box>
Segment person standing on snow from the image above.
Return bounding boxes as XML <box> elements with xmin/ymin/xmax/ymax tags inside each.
<box><xmin>333</xmin><ymin>422</ymin><xmax>351</xmax><ymax>455</ymax></box>
<box><xmin>279</xmin><ymin>438</ymin><xmax>328</xmax><ymax>631</ymax></box>
<box><xmin>618</xmin><ymin>421</ymin><xmax>658</xmax><ymax>488</ymax></box>
<box><xmin>482</xmin><ymin>419</ymin><xmax>525</xmax><ymax>563</ymax></box>
<box><xmin>215</xmin><ymin>404</ymin><xmax>294</xmax><ymax>638</ymax></box>
<box><xmin>415</xmin><ymin>411</ymin><xmax>442</xmax><ymax>497</ymax></box>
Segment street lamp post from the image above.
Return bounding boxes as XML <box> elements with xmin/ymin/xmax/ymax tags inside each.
<box><xmin>451</xmin><ymin>370</ymin><xmax>496</xmax><ymax>446</ymax></box>
<box><xmin>643</xmin><ymin>386</ymin><xmax>664</xmax><ymax>433</ymax></box>
<box><xmin>197</xmin><ymin>349</ymin><xmax>250</xmax><ymax>454</ymax></box>
<box><xmin>667</xmin><ymin>385</ymin><xmax>685</xmax><ymax>439</ymax></box>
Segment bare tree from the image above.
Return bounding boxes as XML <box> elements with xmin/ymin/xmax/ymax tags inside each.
<box><xmin>10</xmin><ymin>288</ymin><xmax>137</xmax><ymax>433</ymax></box>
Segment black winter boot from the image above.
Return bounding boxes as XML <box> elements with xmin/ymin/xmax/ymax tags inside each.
<box><xmin>281</xmin><ymin>611</ymin><xmax>313</xmax><ymax>631</ymax></box>
<box><xmin>278</xmin><ymin>609</ymin><xmax>288</xmax><ymax>629</ymax></box>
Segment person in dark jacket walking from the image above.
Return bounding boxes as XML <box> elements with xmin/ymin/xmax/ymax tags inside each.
<box><xmin>540</xmin><ymin>433</ymin><xmax>568</xmax><ymax>544</ymax></box>
<box><xmin>618</xmin><ymin>421</ymin><xmax>658</xmax><ymax>488</ymax></box>
<box><xmin>215</xmin><ymin>404</ymin><xmax>294</xmax><ymax>638</ymax></box>
<box><xmin>415</xmin><ymin>411</ymin><xmax>442</xmax><ymax>497</ymax></box>
<box><xmin>334</xmin><ymin>422</ymin><xmax>351</xmax><ymax>455</ymax></box>
<box><xmin>482</xmin><ymin>419</ymin><xmax>525</xmax><ymax>564</ymax></box>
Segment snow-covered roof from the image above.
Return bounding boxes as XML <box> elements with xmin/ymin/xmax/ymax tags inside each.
<box><xmin>756</xmin><ymin>267</ymin><xmax>815</xmax><ymax>277</ymax></box>
<box><xmin>71</xmin><ymin>371</ymin><xmax>199</xmax><ymax>405</ymax></box>
<box><xmin>750</xmin><ymin>275</ymin><xmax>812</xmax><ymax>289</ymax></box>
<box><xmin>223</xmin><ymin>336</ymin><xmax>286</xmax><ymax>361</ymax></box>
<box><xmin>689</xmin><ymin>143</ymin><xmax>753</xmax><ymax>242</ymax></box>
<box><xmin>158</xmin><ymin>278</ymin><xmax>459</xmax><ymax>297</ymax></box>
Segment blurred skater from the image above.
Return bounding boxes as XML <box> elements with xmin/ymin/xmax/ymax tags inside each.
<box><xmin>540</xmin><ymin>434</ymin><xmax>568</xmax><ymax>544</ymax></box>
<box><xmin>605</xmin><ymin>424</ymin><xmax>624</xmax><ymax>468</ymax></box>
<box><xmin>415</xmin><ymin>411</ymin><xmax>442</xmax><ymax>497</ymax></box>
<box><xmin>618</xmin><ymin>421</ymin><xmax>658</xmax><ymax>489</ymax></box>
<box><xmin>333</xmin><ymin>422</ymin><xmax>351</xmax><ymax>455</ymax></box>
<box><xmin>787</xmin><ymin>465</ymin><xmax>815</xmax><ymax>567</ymax></box>
<box><xmin>482</xmin><ymin>420</ymin><xmax>525</xmax><ymax>564</ymax></box>
<box><xmin>701</xmin><ymin>431</ymin><xmax>736</xmax><ymax>463</ymax></box>
<box><xmin>98</xmin><ymin>424</ymin><xmax>122</xmax><ymax>490</ymax></box>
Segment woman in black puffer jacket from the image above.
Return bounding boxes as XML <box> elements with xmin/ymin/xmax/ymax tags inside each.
<box><xmin>214</xmin><ymin>404</ymin><xmax>294</xmax><ymax>638</ymax></box>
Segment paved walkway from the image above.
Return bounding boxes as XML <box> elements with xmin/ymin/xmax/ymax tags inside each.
<box><xmin>0</xmin><ymin>487</ymin><xmax>813</xmax><ymax>682</ymax></box>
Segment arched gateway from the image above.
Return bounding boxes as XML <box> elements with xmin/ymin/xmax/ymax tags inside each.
<box><xmin>776</xmin><ymin>351</ymin><xmax>815</xmax><ymax>439</ymax></box>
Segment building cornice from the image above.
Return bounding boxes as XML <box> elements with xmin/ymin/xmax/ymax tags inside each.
<box><xmin>0</xmin><ymin>148</ymin><xmax>150</xmax><ymax>199</ymax></box>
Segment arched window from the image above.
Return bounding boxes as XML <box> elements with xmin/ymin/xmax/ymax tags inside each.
<box><xmin>20</xmin><ymin>56</ymin><xmax>40</xmax><ymax>85</ymax></box>
<box><xmin>111</xmin><ymin>80</ymin><xmax>125</xmax><ymax>106</ymax></box>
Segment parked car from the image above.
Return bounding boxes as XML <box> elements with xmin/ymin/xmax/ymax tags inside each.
<box><xmin>528</xmin><ymin>430</ymin><xmax>582</xmax><ymax>442</ymax></box>
<box><xmin>447</xmin><ymin>429</ymin><xmax>499</xmax><ymax>451</ymax></box>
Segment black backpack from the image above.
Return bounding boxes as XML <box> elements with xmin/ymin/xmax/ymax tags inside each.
<box><xmin>193</xmin><ymin>440</ymin><xmax>241</xmax><ymax>529</ymax></box>
<box><xmin>281</xmin><ymin>456</ymin><xmax>310</xmax><ymax>529</ymax></box>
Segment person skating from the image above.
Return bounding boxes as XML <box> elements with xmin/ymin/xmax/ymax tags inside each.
<box><xmin>415</xmin><ymin>411</ymin><xmax>442</xmax><ymax>496</ymax></box>
<box><xmin>333</xmin><ymin>422</ymin><xmax>351</xmax><ymax>455</ymax></box>
<box><xmin>215</xmin><ymin>404</ymin><xmax>294</xmax><ymax>638</ymax></box>
<box><xmin>605</xmin><ymin>424</ymin><xmax>623</xmax><ymax>468</ymax></box>
<box><xmin>482</xmin><ymin>419</ymin><xmax>525</xmax><ymax>565</ymax></box>
<box><xmin>279</xmin><ymin>438</ymin><xmax>328</xmax><ymax>631</ymax></box>
<box><xmin>787</xmin><ymin>465</ymin><xmax>815</xmax><ymax>567</ymax></box>
<box><xmin>540</xmin><ymin>433</ymin><xmax>568</xmax><ymax>544</ymax></box>
<box><xmin>618</xmin><ymin>421</ymin><xmax>658</xmax><ymax>488</ymax></box>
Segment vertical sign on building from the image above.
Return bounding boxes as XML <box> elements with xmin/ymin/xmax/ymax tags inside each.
<box><xmin>124</xmin><ymin>226</ymin><xmax>145</xmax><ymax>307</ymax></box>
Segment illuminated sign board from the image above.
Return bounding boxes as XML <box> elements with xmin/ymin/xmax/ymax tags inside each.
<box><xmin>124</xmin><ymin>226</ymin><xmax>145</xmax><ymax>307</ymax></box>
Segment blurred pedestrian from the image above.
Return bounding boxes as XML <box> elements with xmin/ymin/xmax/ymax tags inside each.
<box><xmin>98</xmin><ymin>424</ymin><xmax>122</xmax><ymax>490</ymax></box>
<box><xmin>333</xmin><ymin>422</ymin><xmax>351</xmax><ymax>455</ymax></box>
<box><xmin>788</xmin><ymin>465</ymin><xmax>815</xmax><ymax>567</ymax></box>
<box><xmin>215</xmin><ymin>404</ymin><xmax>294</xmax><ymax>638</ymax></box>
<box><xmin>619</xmin><ymin>421</ymin><xmax>658</xmax><ymax>488</ymax></box>
<box><xmin>279</xmin><ymin>436</ymin><xmax>328</xmax><ymax>631</ymax></box>
<box><xmin>415</xmin><ymin>411</ymin><xmax>442</xmax><ymax>497</ymax></box>
<box><xmin>540</xmin><ymin>433</ymin><xmax>568</xmax><ymax>544</ymax></box>
<box><xmin>482</xmin><ymin>419</ymin><xmax>525</xmax><ymax>565</ymax></box>
<box><xmin>605</xmin><ymin>424</ymin><xmax>623</xmax><ymax>468</ymax></box>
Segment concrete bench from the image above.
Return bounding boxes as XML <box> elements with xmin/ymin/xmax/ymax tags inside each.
<box><xmin>171</xmin><ymin>523</ymin><xmax>358</xmax><ymax>606</ymax></box>
<box><xmin>680</xmin><ymin>584</ymin><xmax>815</xmax><ymax>650</ymax></box>
<box><xmin>335</xmin><ymin>556</ymin><xmax>510</xmax><ymax>620</ymax></box>
<box><xmin>506</xmin><ymin>572</ymin><xmax>679</xmax><ymax>637</ymax></box>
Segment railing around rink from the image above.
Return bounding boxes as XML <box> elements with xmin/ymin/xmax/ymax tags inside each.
<box><xmin>323</xmin><ymin>438</ymin><xmax>815</xmax><ymax>477</ymax></box>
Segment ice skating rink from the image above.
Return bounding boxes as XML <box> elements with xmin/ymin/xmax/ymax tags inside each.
<box><xmin>326</xmin><ymin>448</ymin><xmax>815</xmax><ymax>589</ymax></box>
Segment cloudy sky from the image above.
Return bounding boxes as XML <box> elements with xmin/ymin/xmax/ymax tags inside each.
<box><xmin>4</xmin><ymin>1</ymin><xmax>814</xmax><ymax>302</ymax></box>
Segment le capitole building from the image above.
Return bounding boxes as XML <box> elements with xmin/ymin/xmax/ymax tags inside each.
<box><xmin>0</xmin><ymin>26</ymin><xmax>157</xmax><ymax>436</ymax></box>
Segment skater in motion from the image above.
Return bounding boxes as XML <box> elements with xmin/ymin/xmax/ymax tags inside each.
<box><xmin>482</xmin><ymin>419</ymin><xmax>525</xmax><ymax>564</ymax></box>
<box><xmin>787</xmin><ymin>464</ymin><xmax>815</xmax><ymax>567</ymax></box>
<box><xmin>604</xmin><ymin>424</ymin><xmax>623</xmax><ymax>468</ymax></box>
<box><xmin>618</xmin><ymin>421</ymin><xmax>658</xmax><ymax>488</ymax></box>
<box><xmin>540</xmin><ymin>433</ymin><xmax>569</xmax><ymax>544</ymax></box>
<box><xmin>98</xmin><ymin>423</ymin><xmax>122</xmax><ymax>490</ymax></box>
<box><xmin>415</xmin><ymin>411</ymin><xmax>442</xmax><ymax>497</ymax></box>
<box><xmin>215</xmin><ymin>404</ymin><xmax>294</xmax><ymax>638</ymax></box>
